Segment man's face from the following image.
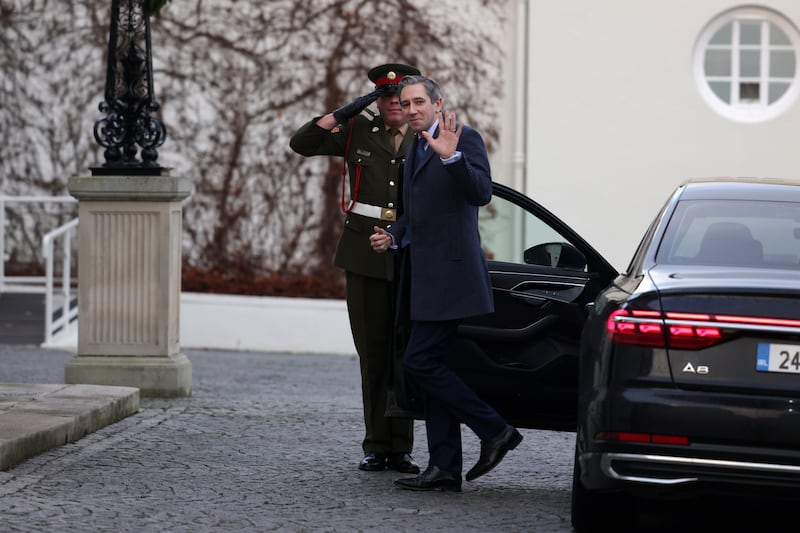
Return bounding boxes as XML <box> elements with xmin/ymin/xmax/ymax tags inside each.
<box><xmin>376</xmin><ymin>91</ymin><xmax>404</xmax><ymax>127</ymax></box>
<box><xmin>400</xmin><ymin>83</ymin><xmax>442</xmax><ymax>132</ymax></box>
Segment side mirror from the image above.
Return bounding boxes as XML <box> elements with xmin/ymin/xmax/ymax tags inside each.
<box><xmin>524</xmin><ymin>242</ymin><xmax>587</xmax><ymax>271</ymax></box>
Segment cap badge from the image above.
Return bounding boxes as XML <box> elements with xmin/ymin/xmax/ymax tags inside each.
<box><xmin>387</xmin><ymin>71</ymin><xmax>397</xmax><ymax>80</ymax></box>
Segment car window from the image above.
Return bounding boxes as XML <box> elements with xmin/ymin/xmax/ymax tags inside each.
<box><xmin>658</xmin><ymin>199</ymin><xmax>800</xmax><ymax>268</ymax></box>
<box><xmin>480</xmin><ymin>194</ymin><xmax>587</xmax><ymax>270</ymax></box>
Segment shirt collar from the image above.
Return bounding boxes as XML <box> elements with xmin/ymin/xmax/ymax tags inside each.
<box><xmin>386</xmin><ymin>123</ymin><xmax>409</xmax><ymax>136</ymax></box>
<box><xmin>417</xmin><ymin>119</ymin><xmax>439</xmax><ymax>144</ymax></box>
<box><xmin>428</xmin><ymin>118</ymin><xmax>439</xmax><ymax>138</ymax></box>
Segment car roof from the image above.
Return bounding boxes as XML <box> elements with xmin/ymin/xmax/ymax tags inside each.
<box><xmin>678</xmin><ymin>177</ymin><xmax>800</xmax><ymax>201</ymax></box>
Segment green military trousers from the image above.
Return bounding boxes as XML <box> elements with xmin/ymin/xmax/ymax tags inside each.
<box><xmin>345</xmin><ymin>271</ymin><xmax>414</xmax><ymax>455</ymax></box>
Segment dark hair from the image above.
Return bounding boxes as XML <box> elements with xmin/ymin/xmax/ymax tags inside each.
<box><xmin>397</xmin><ymin>75</ymin><xmax>442</xmax><ymax>102</ymax></box>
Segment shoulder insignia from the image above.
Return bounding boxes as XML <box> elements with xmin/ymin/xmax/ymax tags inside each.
<box><xmin>331</xmin><ymin>126</ymin><xmax>341</xmax><ymax>134</ymax></box>
<box><xmin>356</xmin><ymin>149</ymin><xmax>371</xmax><ymax>156</ymax></box>
<box><xmin>360</xmin><ymin>108</ymin><xmax>377</xmax><ymax>121</ymax></box>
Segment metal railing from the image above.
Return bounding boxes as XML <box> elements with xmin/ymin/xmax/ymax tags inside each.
<box><xmin>1</xmin><ymin>195</ymin><xmax>77</xmax><ymax>292</ymax></box>
<box><xmin>1</xmin><ymin>195</ymin><xmax>79</xmax><ymax>344</ymax></box>
<box><xmin>42</xmin><ymin>218</ymin><xmax>79</xmax><ymax>345</ymax></box>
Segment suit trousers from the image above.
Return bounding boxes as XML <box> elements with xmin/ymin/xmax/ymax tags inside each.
<box><xmin>403</xmin><ymin>319</ymin><xmax>507</xmax><ymax>473</ymax></box>
<box><xmin>345</xmin><ymin>271</ymin><xmax>414</xmax><ymax>455</ymax></box>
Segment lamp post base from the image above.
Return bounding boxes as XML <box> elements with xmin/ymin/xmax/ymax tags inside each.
<box><xmin>65</xmin><ymin>353</ymin><xmax>191</xmax><ymax>398</ymax></box>
<box><xmin>66</xmin><ymin>174</ymin><xmax>194</xmax><ymax>398</ymax></box>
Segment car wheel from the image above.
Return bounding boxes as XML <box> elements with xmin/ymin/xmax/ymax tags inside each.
<box><xmin>570</xmin><ymin>446</ymin><xmax>635</xmax><ymax>532</ymax></box>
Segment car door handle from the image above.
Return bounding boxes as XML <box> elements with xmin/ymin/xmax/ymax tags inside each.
<box><xmin>510</xmin><ymin>284</ymin><xmax>584</xmax><ymax>305</ymax></box>
<box><xmin>458</xmin><ymin>315</ymin><xmax>558</xmax><ymax>341</ymax></box>
<box><xmin>509</xmin><ymin>290</ymin><xmax>549</xmax><ymax>306</ymax></box>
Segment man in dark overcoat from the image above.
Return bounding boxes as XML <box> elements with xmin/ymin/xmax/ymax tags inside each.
<box><xmin>370</xmin><ymin>76</ymin><xmax>522</xmax><ymax>492</ymax></box>
<box><xmin>289</xmin><ymin>64</ymin><xmax>420</xmax><ymax>474</ymax></box>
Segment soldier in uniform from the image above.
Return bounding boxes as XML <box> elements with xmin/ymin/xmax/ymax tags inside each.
<box><xmin>289</xmin><ymin>63</ymin><xmax>421</xmax><ymax>474</ymax></box>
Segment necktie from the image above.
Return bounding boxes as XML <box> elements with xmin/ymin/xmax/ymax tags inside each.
<box><xmin>389</xmin><ymin>128</ymin><xmax>402</xmax><ymax>153</ymax></box>
<box><xmin>413</xmin><ymin>137</ymin><xmax>427</xmax><ymax>171</ymax></box>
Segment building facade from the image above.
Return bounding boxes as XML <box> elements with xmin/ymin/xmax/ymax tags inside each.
<box><xmin>493</xmin><ymin>1</ymin><xmax>800</xmax><ymax>270</ymax></box>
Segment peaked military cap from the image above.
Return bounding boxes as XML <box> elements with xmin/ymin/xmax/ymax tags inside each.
<box><xmin>368</xmin><ymin>63</ymin><xmax>421</xmax><ymax>94</ymax></box>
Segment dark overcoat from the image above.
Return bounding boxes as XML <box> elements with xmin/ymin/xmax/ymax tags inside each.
<box><xmin>389</xmin><ymin>124</ymin><xmax>495</xmax><ymax>321</ymax></box>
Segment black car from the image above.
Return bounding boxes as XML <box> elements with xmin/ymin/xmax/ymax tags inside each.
<box><xmin>390</xmin><ymin>177</ymin><xmax>800</xmax><ymax>531</ymax></box>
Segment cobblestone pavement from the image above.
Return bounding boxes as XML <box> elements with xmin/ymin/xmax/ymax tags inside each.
<box><xmin>2</xmin><ymin>346</ymin><xmax>791</xmax><ymax>532</ymax></box>
<box><xmin>0</xmin><ymin>346</ymin><xmax>576</xmax><ymax>532</ymax></box>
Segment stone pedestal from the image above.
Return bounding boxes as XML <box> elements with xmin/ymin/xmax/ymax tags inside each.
<box><xmin>65</xmin><ymin>175</ymin><xmax>193</xmax><ymax>397</ymax></box>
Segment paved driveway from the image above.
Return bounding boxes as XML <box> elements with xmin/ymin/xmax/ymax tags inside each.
<box><xmin>2</xmin><ymin>346</ymin><xmax>791</xmax><ymax>532</ymax></box>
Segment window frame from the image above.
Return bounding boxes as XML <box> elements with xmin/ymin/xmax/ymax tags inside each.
<box><xmin>693</xmin><ymin>6</ymin><xmax>800</xmax><ymax>123</ymax></box>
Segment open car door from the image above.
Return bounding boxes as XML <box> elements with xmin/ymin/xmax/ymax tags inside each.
<box><xmin>388</xmin><ymin>182</ymin><xmax>618</xmax><ymax>431</ymax></box>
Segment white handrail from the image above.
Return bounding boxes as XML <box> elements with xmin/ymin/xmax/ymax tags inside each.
<box><xmin>42</xmin><ymin>218</ymin><xmax>79</xmax><ymax>345</ymax></box>
<box><xmin>1</xmin><ymin>195</ymin><xmax>79</xmax><ymax>345</ymax></box>
<box><xmin>1</xmin><ymin>195</ymin><xmax>77</xmax><ymax>293</ymax></box>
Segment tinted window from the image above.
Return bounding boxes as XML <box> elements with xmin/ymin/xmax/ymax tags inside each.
<box><xmin>480</xmin><ymin>195</ymin><xmax>586</xmax><ymax>270</ymax></box>
<box><xmin>657</xmin><ymin>199</ymin><xmax>800</xmax><ymax>268</ymax></box>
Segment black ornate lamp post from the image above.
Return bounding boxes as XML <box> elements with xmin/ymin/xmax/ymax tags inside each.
<box><xmin>67</xmin><ymin>0</ymin><xmax>192</xmax><ymax>397</ymax></box>
<box><xmin>92</xmin><ymin>0</ymin><xmax>167</xmax><ymax>176</ymax></box>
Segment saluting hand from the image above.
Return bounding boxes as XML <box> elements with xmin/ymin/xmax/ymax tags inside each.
<box><xmin>370</xmin><ymin>226</ymin><xmax>392</xmax><ymax>253</ymax></box>
<box><xmin>423</xmin><ymin>110</ymin><xmax>462</xmax><ymax>160</ymax></box>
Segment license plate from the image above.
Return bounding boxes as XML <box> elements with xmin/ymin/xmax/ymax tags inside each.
<box><xmin>756</xmin><ymin>343</ymin><xmax>800</xmax><ymax>374</ymax></box>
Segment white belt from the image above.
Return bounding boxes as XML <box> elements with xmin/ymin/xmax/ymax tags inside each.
<box><xmin>350</xmin><ymin>202</ymin><xmax>396</xmax><ymax>221</ymax></box>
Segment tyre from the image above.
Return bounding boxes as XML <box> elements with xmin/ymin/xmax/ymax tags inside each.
<box><xmin>570</xmin><ymin>445</ymin><xmax>635</xmax><ymax>531</ymax></box>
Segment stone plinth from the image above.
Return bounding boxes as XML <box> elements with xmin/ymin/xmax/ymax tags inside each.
<box><xmin>65</xmin><ymin>175</ymin><xmax>193</xmax><ymax>397</ymax></box>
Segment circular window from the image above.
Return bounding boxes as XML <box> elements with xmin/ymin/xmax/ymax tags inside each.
<box><xmin>694</xmin><ymin>6</ymin><xmax>800</xmax><ymax>122</ymax></box>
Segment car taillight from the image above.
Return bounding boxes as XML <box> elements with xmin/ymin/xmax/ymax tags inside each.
<box><xmin>607</xmin><ymin>309</ymin><xmax>800</xmax><ymax>349</ymax></box>
<box><xmin>596</xmin><ymin>431</ymin><xmax>690</xmax><ymax>446</ymax></box>
<box><xmin>606</xmin><ymin>309</ymin><xmax>666</xmax><ymax>347</ymax></box>
<box><xmin>607</xmin><ymin>309</ymin><xmax>722</xmax><ymax>349</ymax></box>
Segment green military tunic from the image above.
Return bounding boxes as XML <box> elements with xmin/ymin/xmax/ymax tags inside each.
<box><xmin>290</xmin><ymin>109</ymin><xmax>415</xmax><ymax>457</ymax></box>
<box><xmin>290</xmin><ymin>109</ymin><xmax>412</xmax><ymax>280</ymax></box>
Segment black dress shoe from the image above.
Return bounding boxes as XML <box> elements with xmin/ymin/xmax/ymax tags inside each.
<box><xmin>359</xmin><ymin>452</ymin><xmax>387</xmax><ymax>471</ymax></box>
<box><xmin>394</xmin><ymin>465</ymin><xmax>462</xmax><ymax>492</ymax></box>
<box><xmin>465</xmin><ymin>425</ymin><xmax>523</xmax><ymax>481</ymax></box>
<box><xmin>387</xmin><ymin>453</ymin><xmax>420</xmax><ymax>474</ymax></box>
